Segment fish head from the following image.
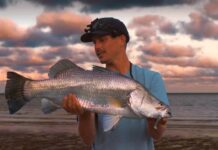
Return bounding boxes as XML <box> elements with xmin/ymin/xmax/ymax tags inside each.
<box><xmin>129</xmin><ymin>87</ymin><xmax>172</xmax><ymax>118</ymax></box>
<box><xmin>153</xmin><ymin>101</ymin><xmax>172</xmax><ymax>118</ymax></box>
<box><xmin>148</xmin><ymin>95</ymin><xmax>172</xmax><ymax>117</ymax></box>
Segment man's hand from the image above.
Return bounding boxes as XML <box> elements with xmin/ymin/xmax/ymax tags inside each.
<box><xmin>147</xmin><ymin>117</ymin><xmax>168</xmax><ymax>141</ymax></box>
<box><xmin>147</xmin><ymin>118</ymin><xmax>167</xmax><ymax>128</ymax></box>
<box><xmin>62</xmin><ymin>94</ymin><xmax>96</xmax><ymax>145</ymax></box>
<box><xmin>62</xmin><ymin>93</ymin><xmax>84</xmax><ymax>115</ymax></box>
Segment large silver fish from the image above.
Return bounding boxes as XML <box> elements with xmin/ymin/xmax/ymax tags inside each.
<box><xmin>5</xmin><ymin>59</ymin><xmax>171</xmax><ymax>131</ymax></box>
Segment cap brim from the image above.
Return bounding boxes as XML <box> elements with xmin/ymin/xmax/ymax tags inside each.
<box><xmin>80</xmin><ymin>31</ymin><xmax>110</xmax><ymax>42</ymax></box>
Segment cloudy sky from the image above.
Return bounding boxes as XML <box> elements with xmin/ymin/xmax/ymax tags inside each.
<box><xmin>0</xmin><ymin>0</ymin><xmax>218</xmax><ymax>93</ymax></box>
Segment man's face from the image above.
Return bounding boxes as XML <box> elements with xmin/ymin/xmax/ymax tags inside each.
<box><xmin>92</xmin><ymin>35</ymin><xmax>123</xmax><ymax>64</ymax></box>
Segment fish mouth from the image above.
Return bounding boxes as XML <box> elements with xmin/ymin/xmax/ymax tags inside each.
<box><xmin>164</xmin><ymin>107</ymin><xmax>172</xmax><ymax>118</ymax></box>
<box><xmin>158</xmin><ymin>106</ymin><xmax>172</xmax><ymax>118</ymax></box>
<box><xmin>156</xmin><ymin>102</ymin><xmax>172</xmax><ymax>118</ymax></box>
<box><xmin>166</xmin><ymin>106</ymin><xmax>172</xmax><ymax>117</ymax></box>
<box><xmin>167</xmin><ymin>111</ymin><xmax>172</xmax><ymax>117</ymax></box>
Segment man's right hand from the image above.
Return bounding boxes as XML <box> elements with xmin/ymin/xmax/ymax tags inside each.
<box><xmin>63</xmin><ymin>94</ymin><xmax>96</xmax><ymax>145</ymax></box>
<box><xmin>62</xmin><ymin>93</ymin><xmax>84</xmax><ymax>115</ymax></box>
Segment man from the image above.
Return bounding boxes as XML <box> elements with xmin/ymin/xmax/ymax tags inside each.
<box><xmin>63</xmin><ymin>17</ymin><xmax>169</xmax><ymax>150</ymax></box>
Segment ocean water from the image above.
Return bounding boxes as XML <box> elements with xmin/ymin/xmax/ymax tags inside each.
<box><xmin>168</xmin><ymin>93</ymin><xmax>218</xmax><ymax>120</ymax></box>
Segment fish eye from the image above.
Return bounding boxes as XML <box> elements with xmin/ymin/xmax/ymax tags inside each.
<box><xmin>158</xmin><ymin>102</ymin><xmax>164</xmax><ymax>106</ymax></box>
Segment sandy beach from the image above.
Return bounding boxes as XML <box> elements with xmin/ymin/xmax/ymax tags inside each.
<box><xmin>0</xmin><ymin>131</ymin><xmax>217</xmax><ymax>150</ymax></box>
<box><xmin>155</xmin><ymin>120</ymin><xmax>218</xmax><ymax>150</ymax></box>
<box><xmin>0</xmin><ymin>118</ymin><xmax>90</xmax><ymax>150</ymax></box>
<box><xmin>0</xmin><ymin>119</ymin><xmax>217</xmax><ymax>150</ymax></box>
<box><xmin>0</xmin><ymin>132</ymin><xmax>90</xmax><ymax>150</ymax></box>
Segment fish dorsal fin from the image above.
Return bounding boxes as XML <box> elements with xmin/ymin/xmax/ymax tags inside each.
<box><xmin>48</xmin><ymin>59</ymin><xmax>84</xmax><ymax>78</ymax></box>
<box><xmin>92</xmin><ymin>66</ymin><xmax>119</xmax><ymax>75</ymax></box>
<box><xmin>92</xmin><ymin>66</ymin><xmax>109</xmax><ymax>72</ymax></box>
<box><xmin>102</xmin><ymin>114</ymin><xmax>121</xmax><ymax>132</ymax></box>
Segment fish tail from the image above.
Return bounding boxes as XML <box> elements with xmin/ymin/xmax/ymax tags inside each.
<box><xmin>5</xmin><ymin>72</ymin><xmax>32</xmax><ymax>114</ymax></box>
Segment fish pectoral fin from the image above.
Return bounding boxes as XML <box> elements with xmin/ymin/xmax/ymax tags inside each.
<box><xmin>108</xmin><ymin>97</ymin><xmax>124</xmax><ymax>108</ymax></box>
<box><xmin>41</xmin><ymin>98</ymin><xmax>61</xmax><ymax>114</ymax></box>
<box><xmin>103</xmin><ymin>114</ymin><xmax>121</xmax><ymax>132</ymax></box>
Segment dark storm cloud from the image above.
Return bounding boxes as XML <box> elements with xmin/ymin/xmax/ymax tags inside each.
<box><xmin>26</xmin><ymin>0</ymin><xmax>74</xmax><ymax>8</ymax></box>
<box><xmin>2</xmin><ymin>28</ymin><xmax>68</xmax><ymax>47</ymax></box>
<box><xmin>0</xmin><ymin>0</ymin><xmax>8</xmax><ymax>8</ymax></box>
<box><xmin>80</xmin><ymin>0</ymin><xmax>198</xmax><ymax>12</ymax></box>
<box><xmin>1</xmin><ymin>0</ymin><xmax>197</xmax><ymax>12</ymax></box>
<box><xmin>0</xmin><ymin>0</ymin><xmax>14</xmax><ymax>8</ymax></box>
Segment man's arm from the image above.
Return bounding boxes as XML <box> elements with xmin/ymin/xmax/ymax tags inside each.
<box><xmin>62</xmin><ymin>94</ymin><xmax>96</xmax><ymax>145</ymax></box>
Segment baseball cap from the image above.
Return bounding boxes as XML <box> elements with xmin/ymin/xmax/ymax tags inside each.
<box><xmin>81</xmin><ymin>17</ymin><xmax>130</xmax><ymax>43</ymax></box>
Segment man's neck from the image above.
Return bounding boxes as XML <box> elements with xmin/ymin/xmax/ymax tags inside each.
<box><xmin>106</xmin><ymin>54</ymin><xmax>130</xmax><ymax>75</ymax></box>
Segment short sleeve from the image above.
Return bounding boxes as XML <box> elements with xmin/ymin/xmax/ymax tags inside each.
<box><xmin>149</xmin><ymin>73</ymin><xmax>169</xmax><ymax>105</ymax></box>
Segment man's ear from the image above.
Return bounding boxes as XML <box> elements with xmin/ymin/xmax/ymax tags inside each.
<box><xmin>119</xmin><ymin>34</ymin><xmax>126</xmax><ymax>45</ymax></box>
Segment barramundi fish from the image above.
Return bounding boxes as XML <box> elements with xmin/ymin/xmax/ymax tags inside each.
<box><xmin>5</xmin><ymin>59</ymin><xmax>171</xmax><ymax>131</ymax></box>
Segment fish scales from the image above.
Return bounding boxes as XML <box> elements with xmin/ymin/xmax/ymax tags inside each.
<box><xmin>5</xmin><ymin>59</ymin><xmax>172</xmax><ymax>131</ymax></box>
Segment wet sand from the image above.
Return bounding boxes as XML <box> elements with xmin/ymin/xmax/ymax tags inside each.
<box><xmin>155</xmin><ymin>137</ymin><xmax>218</xmax><ymax>150</ymax></box>
<box><xmin>154</xmin><ymin>119</ymin><xmax>218</xmax><ymax>150</ymax></box>
<box><xmin>0</xmin><ymin>120</ymin><xmax>91</xmax><ymax>150</ymax></box>
<box><xmin>0</xmin><ymin>121</ymin><xmax>218</xmax><ymax>150</ymax></box>
<box><xmin>0</xmin><ymin>132</ymin><xmax>90</xmax><ymax>150</ymax></box>
<box><xmin>0</xmin><ymin>132</ymin><xmax>217</xmax><ymax>150</ymax></box>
